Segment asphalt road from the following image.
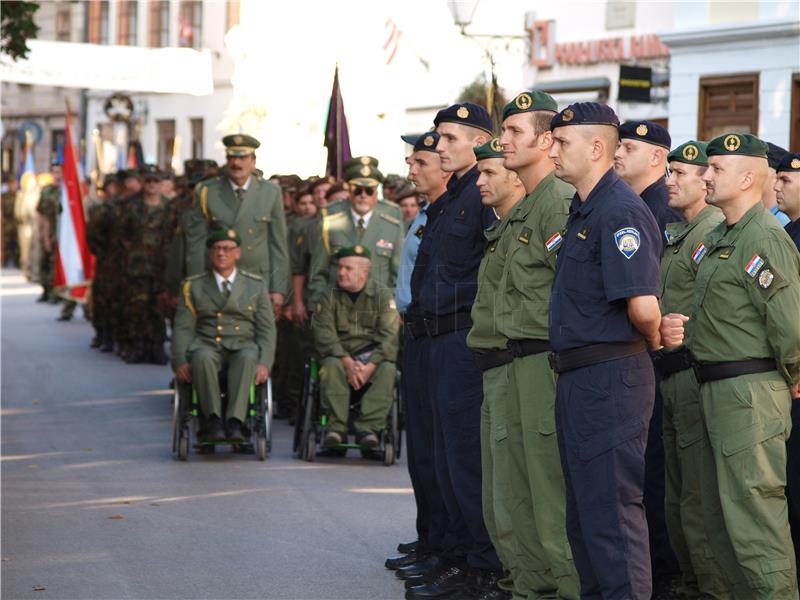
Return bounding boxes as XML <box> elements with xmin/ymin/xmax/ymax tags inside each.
<box><xmin>1</xmin><ymin>269</ymin><xmax>415</xmax><ymax>600</ymax></box>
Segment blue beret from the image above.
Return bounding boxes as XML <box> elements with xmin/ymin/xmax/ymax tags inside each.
<box><xmin>550</xmin><ymin>102</ymin><xmax>619</xmax><ymax>130</ymax></box>
<box><xmin>434</xmin><ymin>102</ymin><xmax>493</xmax><ymax>135</ymax></box>
<box><xmin>402</xmin><ymin>131</ymin><xmax>440</xmax><ymax>153</ymax></box>
<box><xmin>766</xmin><ymin>142</ymin><xmax>788</xmax><ymax>170</ymax></box>
<box><xmin>777</xmin><ymin>152</ymin><xmax>800</xmax><ymax>173</ymax></box>
<box><xmin>619</xmin><ymin>120</ymin><xmax>671</xmax><ymax>150</ymax></box>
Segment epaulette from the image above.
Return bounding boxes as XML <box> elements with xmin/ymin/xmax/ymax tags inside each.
<box><xmin>181</xmin><ymin>277</ymin><xmax>200</xmax><ymax>317</ymax></box>
<box><xmin>379</xmin><ymin>213</ymin><xmax>400</xmax><ymax>226</ymax></box>
<box><xmin>240</xmin><ymin>270</ymin><xmax>263</xmax><ymax>281</ymax></box>
<box><xmin>183</xmin><ymin>273</ymin><xmax>204</xmax><ymax>282</ymax></box>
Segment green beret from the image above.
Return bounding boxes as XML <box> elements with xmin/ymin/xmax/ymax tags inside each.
<box><xmin>206</xmin><ymin>228</ymin><xmax>242</xmax><ymax>248</ymax></box>
<box><xmin>706</xmin><ymin>133</ymin><xmax>767</xmax><ymax>160</ymax></box>
<box><xmin>474</xmin><ymin>138</ymin><xmax>505</xmax><ymax>161</ymax></box>
<box><xmin>343</xmin><ymin>156</ymin><xmax>379</xmax><ymax>172</ymax></box>
<box><xmin>222</xmin><ymin>134</ymin><xmax>260</xmax><ymax>156</ymax></box>
<box><xmin>334</xmin><ymin>244</ymin><xmax>372</xmax><ymax>260</ymax></box>
<box><xmin>345</xmin><ymin>163</ymin><xmax>384</xmax><ymax>187</ymax></box>
<box><xmin>502</xmin><ymin>91</ymin><xmax>558</xmax><ymax>121</ymax></box>
<box><xmin>668</xmin><ymin>141</ymin><xmax>709</xmax><ymax>167</ymax></box>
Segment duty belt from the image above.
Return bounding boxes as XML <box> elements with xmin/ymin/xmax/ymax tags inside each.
<box><xmin>507</xmin><ymin>339</ymin><xmax>550</xmax><ymax>359</ymax></box>
<box><xmin>651</xmin><ymin>346</ymin><xmax>694</xmax><ymax>379</ymax></box>
<box><xmin>693</xmin><ymin>358</ymin><xmax>776</xmax><ymax>384</ymax></box>
<box><xmin>548</xmin><ymin>340</ymin><xmax>647</xmax><ymax>374</ymax></box>
<box><xmin>473</xmin><ymin>348</ymin><xmax>513</xmax><ymax>372</ymax></box>
<box><xmin>404</xmin><ymin>312</ymin><xmax>473</xmax><ymax>339</ymax></box>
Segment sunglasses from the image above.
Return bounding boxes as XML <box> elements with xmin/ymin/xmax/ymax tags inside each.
<box><xmin>353</xmin><ymin>186</ymin><xmax>376</xmax><ymax>196</ymax></box>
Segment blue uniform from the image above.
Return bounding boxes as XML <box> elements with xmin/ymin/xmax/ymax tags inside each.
<box><xmin>771</xmin><ymin>204</ymin><xmax>791</xmax><ymax>226</ymax></box>
<box><xmin>408</xmin><ymin>165</ymin><xmax>500</xmax><ymax>572</ymax></box>
<box><xmin>396</xmin><ymin>202</ymin><xmax>429</xmax><ymax>314</ymax></box>
<box><xmin>549</xmin><ymin>168</ymin><xmax>661</xmax><ymax>600</ymax></box>
<box><xmin>640</xmin><ymin>177</ymin><xmax>682</xmax><ymax>248</ymax></box>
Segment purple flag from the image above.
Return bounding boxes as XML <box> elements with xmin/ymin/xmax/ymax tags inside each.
<box><xmin>324</xmin><ymin>66</ymin><xmax>352</xmax><ymax>180</ymax></box>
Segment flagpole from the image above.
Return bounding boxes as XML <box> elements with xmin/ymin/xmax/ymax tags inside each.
<box><xmin>335</xmin><ymin>64</ymin><xmax>342</xmax><ymax>180</ymax></box>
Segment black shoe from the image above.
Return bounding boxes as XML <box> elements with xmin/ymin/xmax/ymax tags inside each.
<box><xmin>36</xmin><ymin>292</ymin><xmax>48</xmax><ymax>303</ymax></box>
<box><xmin>652</xmin><ymin>575</ymin><xmax>681</xmax><ymax>600</ymax></box>
<box><xmin>148</xmin><ymin>344</ymin><xmax>168</xmax><ymax>365</ymax></box>
<box><xmin>324</xmin><ymin>431</ymin><xmax>344</xmax><ymax>447</ymax></box>
<box><xmin>357</xmin><ymin>431</ymin><xmax>379</xmax><ymax>448</ymax></box>
<box><xmin>396</xmin><ymin>555</ymin><xmax>439</xmax><ymax>580</ymax></box>
<box><xmin>469</xmin><ymin>569</ymin><xmax>507</xmax><ymax>600</ymax></box>
<box><xmin>404</xmin><ymin>561</ymin><xmax>448</xmax><ymax>589</ymax></box>
<box><xmin>226</xmin><ymin>418</ymin><xmax>245</xmax><ymax>442</ymax></box>
<box><xmin>386</xmin><ymin>552</ymin><xmax>426</xmax><ymax>571</ymax></box>
<box><xmin>56</xmin><ymin>314</ymin><xmax>72</xmax><ymax>321</ymax></box>
<box><xmin>202</xmin><ymin>416</ymin><xmax>225</xmax><ymax>441</ymax></box>
<box><xmin>48</xmin><ymin>295</ymin><xmax>61</xmax><ymax>305</ymax></box>
<box><xmin>398</xmin><ymin>540</ymin><xmax>419</xmax><ymax>554</ymax></box>
<box><xmin>124</xmin><ymin>344</ymin><xmax>147</xmax><ymax>364</ymax></box>
<box><xmin>406</xmin><ymin>566</ymin><xmax>469</xmax><ymax>599</ymax></box>
<box><xmin>90</xmin><ymin>334</ymin><xmax>101</xmax><ymax>348</ymax></box>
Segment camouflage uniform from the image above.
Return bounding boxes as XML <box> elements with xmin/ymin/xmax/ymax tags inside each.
<box><xmin>87</xmin><ymin>197</ymin><xmax>117</xmax><ymax>350</ymax></box>
<box><xmin>36</xmin><ymin>184</ymin><xmax>61</xmax><ymax>301</ymax></box>
<box><xmin>2</xmin><ymin>188</ymin><xmax>19</xmax><ymax>267</ymax></box>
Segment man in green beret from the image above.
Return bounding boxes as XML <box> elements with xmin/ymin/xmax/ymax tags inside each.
<box><xmin>172</xmin><ymin>228</ymin><xmax>276</xmax><ymax>442</ymax></box>
<box><xmin>307</xmin><ymin>157</ymin><xmax>404</xmax><ymax>309</ymax></box>
<box><xmin>655</xmin><ymin>140</ymin><xmax>725</xmax><ymax>597</ymax></box>
<box><xmin>185</xmin><ymin>134</ymin><xmax>289</xmax><ymax>317</ymax></box>
<box><xmin>313</xmin><ymin>244</ymin><xmax>399</xmax><ymax>448</ymax></box>
<box><xmin>683</xmin><ymin>133</ymin><xmax>800</xmax><ymax>596</ymax></box>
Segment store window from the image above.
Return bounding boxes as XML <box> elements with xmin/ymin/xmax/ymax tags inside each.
<box><xmin>87</xmin><ymin>0</ymin><xmax>110</xmax><ymax>45</ymax></box>
<box><xmin>149</xmin><ymin>0</ymin><xmax>170</xmax><ymax>48</ymax></box>
<box><xmin>56</xmin><ymin>6</ymin><xmax>72</xmax><ymax>41</ymax></box>
<box><xmin>227</xmin><ymin>0</ymin><xmax>241</xmax><ymax>31</ymax></box>
<box><xmin>190</xmin><ymin>118</ymin><xmax>204</xmax><ymax>159</ymax></box>
<box><xmin>178</xmin><ymin>1</ymin><xmax>202</xmax><ymax>49</ymax></box>
<box><xmin>157</xmin><ymin>120</ymin><xmax>176</xmax><ymax>172</ymax></box>
<box><xmin>698</xmin><ymin>74</ymin><xmax>759</xmax><ymax>140</ymax></box>
<box><xmin>791</xmin><ymin>74</ymin><xmax>800</xmax><ymax>152</ymax></box>
<box><xmin>117</xmin><ymin>0</ymin><xmax>138</xmax><ymax>46</ymax></box>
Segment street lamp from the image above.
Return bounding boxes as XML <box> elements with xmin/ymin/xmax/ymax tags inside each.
<box><xmin>447</xmin><ymin>0</ymin><xmax>479</xmax><ymax>35</ymax></box>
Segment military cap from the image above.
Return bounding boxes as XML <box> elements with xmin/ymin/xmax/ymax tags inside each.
<box><xmin>103</xmin><ymin>172</ymin><xmax>121</xmax><ymax>184</ymax></box>
<box><xmin>706</xmin><ymin>133</ymin><xmax>768</xmax><ymax>160</ymax></box>
<box><xmin>502</xmin><ymin>90</ymin><xmax>558</xmax><ymax>121</ymax></box>
<box><xmin>334</xmin><ymin>244</ymin><xmax>371</xmax><ymax>260</ymax></box>
<box><xmin>766</xmin><ymin>142</ymin><xmax>789</xmax><ymax>170</ymax></box>
<box><xmin>222</xmin><ymin>134</ymin><xmax>260</xmax><ymax>157</ymax></box>
<box><xmin>343</xmin><ymin>156</ymin><xmax>380</xmax><ymax>172</ymax></box>
<box><xmin>474</xmin><ymin>137</ymin><xmax>505</xmax><ymax>161</ymax></box>
<box><xmin>401</xmin><ymin>133</ymin><xmax>423</xmax><ymax>145</ymax></box>
<box><xmin>667</xmin><ymin>141</ymin><xmax>709</xmax><ymax>167</ymax></box>
<box><xmin>141</xmin><ymin>164</ymin><xmax>165</xmax><ymax>180</ymax></box>
<box><xmin>777</xmin><ymin>152</ymin><xmax>800</xmax><ymax>172</ymax></box>
<box><xmin>412</xmin><ymin>131</ymin><xmax>440</xmax><ymax>153</ymax></box>
<box><xmin>550</xmin><ymin>102</ymin><xmax>620</xmax><ymax>130</ymax></box>
<box><xmin>383</xmin><ymin>174</ymin><xmax>407</xmax><ymax>192</ymax></box>
<box><xmin>206</xmin><ymin>227</ymin><xmax>242</xmax><ymax>248</ymax></box>
<box><xmin>619</xmin><ymin>120</ymin><xmax>671</xmax><ymax>150</ymax></box>
<box><xmin>345</xmin><ymin>162</ymin><xmax>384</xmax><ymax>187</ymax></box>
<box><xmin>394</xmin><ymin>184</ymin><xmax>417</xmax><ymax>201</ymax></box>
<box><xmin>434</xmin><ymin>102</ymin><xmax>493</xmax><ymax>135</ymax></box>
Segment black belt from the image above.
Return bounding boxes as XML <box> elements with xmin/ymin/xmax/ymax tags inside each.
<box><xmin>473</xmin><ymin>348</ymin><xmax>513</xmax><ymax>371</ymax></box>
<box><xmin>404</xmin><ymin>312</ymin><xmax>473</xmax><ymax>339</ymax></box>
<box><xmin>693</xmin><ymin>359</ymin><xmax>776</xmax><ymax>384</ymax></box>
<box><xmin>651</xmin><ymin>347</ymin><xmax>694</xmax><ymax>379</ymax></box>
<box><xmin>507</xmin><ymin>339</ymin><xmax>550</xmax><ymax>359</ymax></box>
<box><xmin>548</xmin><ymin>340</ymin><xmax>647</xmax><ymax>374</ymax></box>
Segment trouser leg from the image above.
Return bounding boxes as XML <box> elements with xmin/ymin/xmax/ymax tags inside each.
<box><xmin>190</xmin><ymin>345</ymin><xmax>223</xmax><ymax>419</ymax></box>
<box><xmin>225</xmin><ymin>347</ymin><xmax>258</xmax><ymax>423</ymax></box>
<box><xmin>355</xmin><ymin>361</ymin><xmax>396</xmax><ymax>433</ymax></box>
<box><xmin>319</xmin><ymin>356</ymin><xmax>351</xmax><ymax>433</ymax></box>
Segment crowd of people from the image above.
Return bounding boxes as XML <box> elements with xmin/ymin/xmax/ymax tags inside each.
<box><xmin>3</xmin><ymin>90</ymin><xmax>800</xmax><ymax>600</ymax></box>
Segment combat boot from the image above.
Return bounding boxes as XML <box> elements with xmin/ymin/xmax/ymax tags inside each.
<box><xmin>90</xmin><ymin>328</ymin><xmax>102</xmax><ymax>348</ymax></box>
<box><xmin>124</xmin><ymin>340</ymin><xmax>147</xmax><ymax>364</ymax></box>
<box><xmin>101</xmin><ymin>328</ymin><xmax>114</xmax><ymax>352</ymax></box>
<box><xmin>148</xmin><ymin>342</ymin><xmax>168</xmax><ymax>365</ymax></box>
<box><xmin>36</xmin><ymin>291</ymin><xmax>48</xmax><ymax>303</ymax></box>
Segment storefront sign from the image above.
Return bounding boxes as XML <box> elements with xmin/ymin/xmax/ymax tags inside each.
<box><xmin>618</xmin><ymin>65</ymin><xmax>652</xmax><ymax>102</ymax></box>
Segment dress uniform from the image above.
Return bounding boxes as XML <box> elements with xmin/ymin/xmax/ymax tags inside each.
<box><xmin>313</xmin><ymin>245</ymin><xmax>399</xmax><ymax>441</ymax></box>
<box><xmin>172</xmin><ymin>229</ymin><xmax>276</xmax><ymax>437</ymax></box>
<box><xmin>655</xmin><ymin>141</ymin><xmax>726</xmax><ymax>598</ymax></box>
<box><xmin>686</xmin><ymin>134</ymin><xmax>800</xmax><ymax>597</ymax></box>
<box><xmin>548</xmin><ymin>103</ymin><xmax>662</xmax><ymax>600</ymax></box>
<box><xmin>185</xmin><ymin>135</ymin><xmax>289</xmax><ymax>300</ymax></box>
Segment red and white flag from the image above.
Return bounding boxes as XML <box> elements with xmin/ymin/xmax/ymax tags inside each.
<box><xmin>54</xmin><ymin>105</ymin><xmax>93</xmax><ymax>301</ymax></box>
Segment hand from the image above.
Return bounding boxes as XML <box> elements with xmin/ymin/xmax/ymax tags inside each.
<box><xmin>281</xmin><ymin>305</ymin><xmax>293</xmax><ymax>322</ymax></box>
<box><xmin>255</xmin><ymin>364</ymin><xmax>269</xmax><ymax>385</ymax></box>
<box><xmin>269</xmin><ymin>293</ymin><xmax>284</xmax><ymax>319</ymax></box>
<box><xmin>659</xmin><ymin>313</ymin><xmax>689</xmax><ymax>349</ymax></box>
<box><xmin>352</xmin><ymin>362</ymin><xmax>377</xmax><ymax>389</ymax></box>
<box><xmin>791</xmin><ymin>382</ymin><xmax>800</xmax><ymax>400</ymax></box>
<box><xmin>341</xmin><ymin>356</ymin><xmax>361</xmax><ymax>389</ymax></box>
<box><xmin>175</xmin><ymin>363</ymin><xmax>192</xmax><ymax>383</ymax></box>
<box><xmin>291</xmin><ymin>300</ymin><xmax>309</xmax><ymax>326</ymax></box>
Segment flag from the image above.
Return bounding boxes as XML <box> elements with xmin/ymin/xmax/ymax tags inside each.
<box><xmin>19</xmin><ymin>131</ymin><xmax>36</xmax><ymax>189</ymax></box>
<box><xmin>384</xmin><ymin>18</ymin><xmax>402</xmax><ymax>65</ymax></box>
<box><xmin>53</xmin><ymin>105</ymin><xmax>93</xmax><ymax>302</ymax></box>
<box><xmin>324</xmin><ymin>65</ymin><xmax>352</xmax><ymax>180</ymax></box>
<box><xmin>127</xmin><ymin>140</ymin><xmax>143</xmax><ymax>168</ymax></box>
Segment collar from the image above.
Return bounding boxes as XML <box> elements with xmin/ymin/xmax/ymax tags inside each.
<box><xmin>640</xmin><ymin>176</ymin><xmax>667</xmax><ymax>199</ymax></box>
<box><xmin>213</xmin><ymin>268</ymin><xmax>237</xmax><ymax>292</ymax></box>
<box><xmin>665</xmin><ymin>205</ymin><xmax>718</xmax><ymax>245</ymax></box>
<box><xmin>572</xmin><ymin>168</ymin><xmax>618</xmax><ymax>218</ymax></box>
<box><xmin>446</xmin><ymin>164</ymin><xmax>479</xmax><ymax>197</ymax></box>
<box><xmin>707</xmin><ymin>201</ymin><xmax>764</xmax><ymax>247</ymax></box>
<box><xmin>228</xmin><ymin>176</ymin><xmax>252</xmax><ymax>193</ymax></box>
<box><xmin>510</xmin><ymin>172</ymin><xmax>558</xmax><ymax>223</ymax></box>
<box><xmin>352</xmin><ymin>209</ymin><xmax>373</xmax><ymax>228</ymax></box>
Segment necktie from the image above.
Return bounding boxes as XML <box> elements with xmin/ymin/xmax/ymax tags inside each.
<box><xmin>222</xmin><ymin>280</ymin><xmax>231</xmax><ymax>299</ymax></box>
<box><xmin>235</xmin><ymin>188</ymin><xmax>244</xmax><ymax>202</ymax></box>
<box><xmin>357</xmin><ymin>217</ymin><xmax>365</xmax><ymax>239</ymax></box>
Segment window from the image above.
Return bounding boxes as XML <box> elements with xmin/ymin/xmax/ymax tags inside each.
<box><xmin>56</xmin><ymin>6</ymin><xmax>72</xmax><ymax>41</ymax></box>
<box><xmin>157</xmin><ymin>119</ymin><xmax>176</xmax><ymax>172</ymax></box>
<box><xmin>117</xmin><ymin>0</ymin><xmax>138</xmax><ymax>46</ymax></box>
<box><xmin>148</xmin><ymin>0</ymin><xmax>170</xmax><ymax>47</ymax></box>
<box><xmin>227</xmin><ymin>0</ymin><xmax>240</xmax><ymax>31</ymax></box>
<box><xmin>698</xmin><ymin>74</ymin><xmax>759</xmax><ymax>140</ymax></box>
<box><xmin>179</xmin><ymin>1</ymin><xmax>202</xmax><ymax>49</ymax></box>
<box><xmin>190</xmin><ymin>118</ymin><xmax>204</xmax><ymax>159</ymax></box>
<box><xmin>791</xmin><ymin>74</ymin><xmax>800</xmax><ymax>152</ymax></box>
<box><xmin>87</xmin><ymin>1</ymin><xmax>110</xmax><ymax>44</ymax></box>
<box><xmin>51</xmin><ymin>130</ymin><xmax>66</xmax><ymax>160</ymax></box>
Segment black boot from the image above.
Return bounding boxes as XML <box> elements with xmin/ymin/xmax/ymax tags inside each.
<box><xmin>148</xmin><ymin>342</ymin><xmax>168</xmax><ymax>365</ymax></box>
<box><xmin>101</xmin><ymin>327</ymin><xmax>114</xmax><ymax>352</ymax></box>
<box><xmin>124</xmin><ymin>340</ymin><xmax>147</xmax><ymax>364</ymax></box>
<box><xmin>90</xmin><ymin>327</ymin><xmax>102</xmax><ymax>348</ymax></box>
<box><xmin>470</xmin><ymin>569</ymin><xmax>510</xmax><ymax>600</ymax></box>
<box><xmin>36</xmin><ymin>290</ymin><xmax>48</xmax><ymax>303</ymax></box>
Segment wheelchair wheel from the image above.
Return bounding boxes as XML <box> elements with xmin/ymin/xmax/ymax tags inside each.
<box><xmin>171</xmin><ymin>387</ymin><xmax>181</xmax><ymax>453</ymax></box>
<box><xmin>294</xmin><ymin>361</ymin><xmax>311</xmax><ymax>454</ymax></box>
<box><xmin>177</xmin><ymin>433</ymin><xmax>189</xmax><ymax>461</ymax></box>
<box><xmin>383</xmin><ymin>442</ymin><xmax>394</xmax><ymax>466</ymax></box>
<box><xmin>255</xmin><ymin>379</ymin><xmax>273</xmax><ymax>460</ymax></box>
<box><xmin>304</xmin><ymin>429</ymin><xmax>316</xmax><ymax>462</ymax></box>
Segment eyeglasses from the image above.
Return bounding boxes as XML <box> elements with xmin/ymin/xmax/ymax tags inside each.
<box><xmin>353</xmin><ymin>186</ymin><xmax>376</xmax><ymax>196</ymax></box>
<box><xmin>212</xmin><ymin>245</ymin><xmax>239</xmax><ymax>253</ymax></box>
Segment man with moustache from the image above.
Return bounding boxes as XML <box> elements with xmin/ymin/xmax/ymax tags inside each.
<box><xmin>686</xmin><ymin>133</ymin><xmax>800</xmax><ymax>597</ymax></box>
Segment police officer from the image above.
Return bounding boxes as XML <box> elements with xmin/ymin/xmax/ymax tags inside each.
<box><xmin>497</xmin><ymin>91</ymin><xmax>579</xmax><ymax>598</ymax></box>
<box><xmin>764</xmin><ymin>142</ymin><xmax>791</xmax><ymax>226</ymax></box>
<box><xmin>686</xmin><ymin>133</ymin><xmax>800</xmax><ymax>597</ymax></box>
<box><xmin>547</xmin><ymin>103</ymin><xmax>685</xmax><ymax>599</ymax></box>
<box><xmin>655</xmin><ymin>141</ymin><xmax>725</xmax><ymax>597</ymax></box>
<box><xmin>186</xmin><ymin>134</ymin><xmax>289</xmax><ymax>317</ymax></box>
<box><xmin>404</xmin><ymin>102</ymin><xmax>502</xmax><ymax>600</ymax></box>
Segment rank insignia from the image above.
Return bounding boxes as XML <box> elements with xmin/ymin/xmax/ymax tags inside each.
<box><xmin>724</xmin><ymin>134</ymin><xmax>741</xmax><ymax>152</ymax></box>
<box><xmin>296</xmin><ymin>235</ymin><xmax>304</xmax><ymax>246</ymax></box>
<box><xmin>457</xmin><ymin>106</ymin><xmax>469</xmax><ymax>119</ymax></box>
<box><xmin>682</xmin><ymin>145</ymin><xmax>698</xmax><ymax>161</ymax></box>
<box><xmin>576</xmin><ymin>227</ymin><xmax>589</xmax><ymax>240</ymax></box>
<box><xmin>719</xmin><ymin>248</ymin><xmax>732</xmax><ymax>260</ymax></box>
<box><xmin>692</xmin><ymin>243</ymin><xmax>707</xmax><ymax>264</ymax></box>
<box><xmin>518</xmin><ymin>227</ymin><xmax>532</xmax><ymax>245</ymax></box>
<box><xmin>515</xmin><ymin>93</ymin><xmax>532</xmax><ymax>110</ymax></box>
<box><xmin>636</xmin><ymin>124</ymin><xmax>648</xmax><ymax>136</ymax></box>
<box><xmin>745</xmin><ymin>254</ymin><xmax>764</xmax><ymax>277</ymax></box>
<box><xmin>315</xmin><ymin>303</ymin><xmax>322</xmax><ymax>314</ymax></box>
<box><xmin>545</xmin><ymin>231</ymin><xmax>563</xmax><ymax>252</ymax></box>
<box><xmin>614</xmin><ymin>227</ymin><xmax>640</xmax><ymax>259</ymax></box>
<box><xmin>758</xmin><ymin>269</ymin><xmax>774</xmax><ymax>288</ymax></box>
<box><xmin>414</xmin><ymin>225</ymin><xmax>424</xmax><ymax>238</ymax></box>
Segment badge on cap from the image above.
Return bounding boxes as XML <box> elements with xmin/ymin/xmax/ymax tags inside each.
<box><xmin>227</xmin><ymin>229</ymin><xmax>237</xmax><ymax>238</ymax></box>
<box><xmin>614</xmin><ymin>227</ymin><xmax>640</xmax><ymax>259</ymax></box>
<box><xmin>233</xmin><ymin>135</ymin><xmax>243</xmax><ymax>144</ymax></box>
<box><xmin>490</xmin><ymin>138</ymin><xmax>503</xmax><ymax>152</ymax></box>
<box><xmin>683</xmin><ymin>145</ymin><xmax>698</xmax><ymax>161</ymax></box>
<box><xmin>724</xmin><ymin>134</ymin><xmax>741</xmax><ymax>152</ymax></box>
<box><xmin>423</xmin><ymin>135</ymin><xmax>434</xmax><ymax>147</ymax></box>
<box><xmin>758</xmin><ymin>269</ymin><xmax>774</xmax><ymax>288</ymax></box>
<box><xmin>457</xmin><ymin>106</ymin><xmax>469</xmax><ymax>119</ymax></box>
<box><xmin>360</xmin><ymin>157</ymin><xmax>371</xmax><ymax>165</ymax></box>
<box><xmin>354</xmin><ymin>245</ymin><xmax>365</xmax><ymax>255</ymax></box>
<box><xmin>792</xmin><ymin>158</ymin><xmax>800</xmax><ymax>169</ymax></box>
<box><xmin>562</xmin><ymin>109</ymin><xmax>574</xmax><ymax>122</ymax></box>
<box><xmin>515</xmin><ymin>93</ymin><xmax>532</xmax><ymax>110</ymax></box>
<box><xmin>360</xmin><ymin>166</ymin><xmax>370</xmax><ymax>176</ymax></box>
<box><xmin>636</xmin><ymin>124</ymin><xmax>648</xmax><ymax>136</ymax></box>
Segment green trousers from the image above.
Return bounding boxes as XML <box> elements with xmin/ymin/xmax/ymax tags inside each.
<box><xmin>318</xmin><ymin>357</ymin><xmax>395</xmax><ymax>434</ymax></box>
<box><xmin>698</xmin><ymin>372</ymin><xmax>797</xmax><ymax>599</ymax></box>
<box><xmin>507</xmin><ymin>353</ymin><xmax>579</xmax><ymax>600</ymax></box>
<box><xmin>661</xmin><ymin>367</ymin><xmax>727</xmax><ymax>599</ymax></box>
<box><xmin>480</xmin><ymin>363</ymin><xmax>516</xmax><ymax>593</ymax></box>
<box><xmin>190</xmin><ymin>345</ymin><xmax>257</xmax><ymax>423</ymax></box>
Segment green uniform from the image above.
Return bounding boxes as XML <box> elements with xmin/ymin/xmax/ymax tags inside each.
<box><xmin>187</xmin><ymin>175</ymin><xmax>289</xmax><ymax>296</ymax></box>
<box><xmin>172</xmin><ymin>269</ymin><xmax>276</xmax><ymax>422</ymax></box>
<box><xmin>107</xmin><ymin>195</ymin><xmax>132</xmax><ymax>350</ymax></box>
<box><xmin>313</xmin><ymin>278</ymin><xmax>399</xmax><ymax>435</ymax></box>
<box><xmin>307</xmin><ymin>201</ymin><xmax>404</xmax><ymax>307</ymax></box>
<box><xmin>658</xmin><ymin>205</ymin><xmax>725</xmax><ymax>598</ymax></box>
<box><xmin>686</xmin><ymin>202</ymin><xmax>800</xmax><ymax>598</ymax></box>
<box><xmin>467</xmin><ymin>213</ymin><xmax>517</xmax><ymax>595</ymax></box>
<box><xmin>2</xmin><ymin>189</ymin><xmax>19</xmax><ymax>267</ymax></box>
<box><xmin>494</xmin><ymin>173</ymin><xmax>579</xmax><ymax>599</ymax></box>
<box><xmin>36</xmin><ymin>184</ymin><xmax>61</xmax><ymax>298</ymax></box>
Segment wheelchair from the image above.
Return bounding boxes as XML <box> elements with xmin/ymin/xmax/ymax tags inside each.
<box><xmin>172</xmin><ymin>371</ymin><xmax>273</xmax><ymax>461</ymax></box>
<box><xmin>293</xmin><ymin>357</ymin><xmax>403</xmax><ymax>466</ymax></box>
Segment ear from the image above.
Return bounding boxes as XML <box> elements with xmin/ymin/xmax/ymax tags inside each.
<box><xmin>474</xmin><ymin>134</ymin><xmax>488</xmax><ymax>147</ymax></box>
<box><xmin>591</xmin><ymin>136</ymin><xmax>605</xmax><ymax>162</ymax></box>
<box><xmin>740</xmin><ymin>170</ymin><xmax>755</xmax><ymax>191</ymax></box>
<box><xmin>538</xmin><ymin>130</ymin><xmax>554</xmax><ymax>151</ymax></box>
<box><xmin>652</xmin><ymin>147</ymin><xmax>666</xmax><ymax>167</ymax></box>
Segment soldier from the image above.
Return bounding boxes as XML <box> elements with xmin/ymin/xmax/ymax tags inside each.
<box><xmin>496</xmin><ymin>91</ymin><xmax>580</xmax><ymax>598</ymax></box>
<box><xmin>324</xmin><ymin>181</ymin><xmax>351</xmax><ymax>205</ymax></box>
<box><xmin>2</xmin><ymin>179</ymin><xmax>19</xmax><ymax>267</ymax></box>
<box><xmin>172</xmin><ymin>229</ymin><xmax>275</xmax><ymax>442</ymax></box>
<box><xmin>396</xmin><ymin>186</ymin><xmax>420</xmax><ymax>225</ymax></box>
<box><xmin>764</xmin><ymin>142</ymin><xmax>791</xmax><ymax>226</ymax></box>
<box><xmin>36</xmin><ymin>160</ymin><xmax>63</xmax><ymax>304</ymax></box>
<box><xmin>654</xmin><ymin>141</ymin><xmax>724</xmax><ymax>597</ymax></box>
<box><xmin>313</xmin><ymin>245</ymin><xmax>399</xmax><ymax>447</ymax></box>
<box><xmin>466</xmin><ymin>137</ymin><xmax>527</xmax><ymax>599</ymax></box>
<box><xmin>186</xmin><ymin>134</ymin><xmax>289</xmax><ymax>317</ymax></box>
<box><xmin>309</xmin><ymin>175</ymin><xmax>335</xmax><ymax>207</ymax></box>
<box><xmin>685</xmin><ymin>133</ymin><xmax>800</xmax><ymax>597</ymax></box>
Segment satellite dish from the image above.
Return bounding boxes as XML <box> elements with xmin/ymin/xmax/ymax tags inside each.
<box><xmin>18</xmin><ymin>121</ymin><xmax>43</xmax><ymax>146</ymax></box>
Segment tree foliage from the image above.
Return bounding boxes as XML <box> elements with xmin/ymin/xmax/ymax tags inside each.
<box><xmin>1</xmin><ymin>1</ymin><xmax>40</xmax><ymax>62</ymax></box>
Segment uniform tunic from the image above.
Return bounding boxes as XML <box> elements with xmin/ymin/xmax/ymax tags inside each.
<box><xmin>640</xmin><ymin>177</ymin><xmax>683</xmax><ymax>247</ymax></box>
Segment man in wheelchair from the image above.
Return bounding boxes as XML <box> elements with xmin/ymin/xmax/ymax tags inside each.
<box><xmin>313</xmin><ymin>245</ymin><xmax>399</xmax><ymax>449</ymax></box>
<box><xmin>171</xmin><ymin>228</ymin><xmax>275</xmax><ymax>442</ymax></box>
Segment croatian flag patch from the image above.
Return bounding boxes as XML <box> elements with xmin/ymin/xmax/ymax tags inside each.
<box><xmin>691</xmin><ymin>243</ymin><xmax>707</xmax><ymax>264</ymax></box>
<box><xmin>545</xmin><ymin>232</ymin><xmax>563</xmax><ymax>252</ymax></box>
<box><xmin>745</xmin><ymin>255</ymin><xmax>764</xmax><ymax>278</ymax></box>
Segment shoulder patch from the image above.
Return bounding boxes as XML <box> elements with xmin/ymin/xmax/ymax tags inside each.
<box><xmin>545</xmin><ymin>231</ymin><xmax>563</xmax><ymax>252</ymax></box>
<box><xmin>750</xmin><ymin>257</ymin><xmax>785</xmax><ymax>298</ymax></box>
<box><xmin>614</xmin><ymin>227</ymin><xmax>640</xmax><ymax>259</ymax></box>
<box><xmin>691</xmin><ymin>243</ymin><xmax>707</xmax><ymax>264</ymax></box>
<box><xmin>379</xmin><ymin>213</ymin><xmax>400</xmax><ymax>226</ymax></box>
<box><xmin>745</xmin><ymin>254</ymin><xmax>764</xmax><ymax>278</ymax></box>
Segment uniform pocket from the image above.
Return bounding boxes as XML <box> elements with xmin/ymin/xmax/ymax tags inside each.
<box><xmin>721</xmin><ymin>417</ymin><xmax>787</xmax><ymax>500</ymax></box>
